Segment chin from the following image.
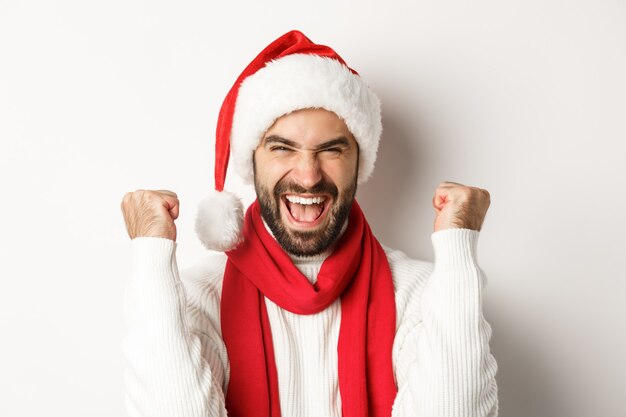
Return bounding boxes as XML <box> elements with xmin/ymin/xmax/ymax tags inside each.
<box><xmin>254</xmin><ymin>173</ymin><xmax>357</xmax><ymax>257</ymax></box>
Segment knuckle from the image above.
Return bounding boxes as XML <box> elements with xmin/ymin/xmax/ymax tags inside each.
<box><xmin>121</xmin><ymin>191</ymin><xmax>137</xmax><ymax>209</ymax></box>
<box><xmin>142</xmin><ymin>190</ymin><xmax>158</xmax><ymax>200</ymax></box>
<box><xmin>131</xmin><ymin>189</ymin><xmax>145</xmax><ymax>200</ymax></box>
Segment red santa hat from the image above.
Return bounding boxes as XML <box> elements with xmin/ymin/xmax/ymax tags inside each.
<box><xmin>195</xmin><ymin>30</ymin><xmax>382</xmax><ymax>252</ymax></box>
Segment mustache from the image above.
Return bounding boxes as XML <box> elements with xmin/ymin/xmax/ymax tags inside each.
<box><xmin>273</xmin><ymin>179</ymin><xmax>339</xmax><ymax>199</ymax></box>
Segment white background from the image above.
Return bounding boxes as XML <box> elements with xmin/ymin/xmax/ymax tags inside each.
<box><xmin>1</xmin><ymin>0</ymin><xmax>625</xmax><ymax>416</ymax></box>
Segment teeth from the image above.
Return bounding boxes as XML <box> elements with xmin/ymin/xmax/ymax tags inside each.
<box><xmin>285</xmin><ymin>195</ymin><xmax>326</xmax><ymax>205</ymax></box>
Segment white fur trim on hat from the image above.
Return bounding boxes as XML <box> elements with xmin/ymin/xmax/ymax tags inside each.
<box><xmin>230</xmin><ymin>53</ymin><xmax>382</xmax><ymax>185</ymax></box>
<box><xmin>195</xmin><ymin>189</ymin><xmax>244</xmax><ymax>252</ymax></box>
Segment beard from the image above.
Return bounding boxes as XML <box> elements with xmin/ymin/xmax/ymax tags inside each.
<box><xmin>254</xmin><ymin>173</ymin><xmax>357</xmax><ymax>257</ymax></box>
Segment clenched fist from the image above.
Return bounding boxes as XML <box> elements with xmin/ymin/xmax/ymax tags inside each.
<box><xmin>432</xmin><ymin>181</ymin><xmax>491</xmax><ymax>232</ymax></box>
<box><xmin>121</xmin><ymin>189</ymin><xmax>180</xmax><ymax>241</ymax></box>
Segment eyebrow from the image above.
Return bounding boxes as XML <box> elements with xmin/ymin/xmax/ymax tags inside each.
<box><xmin>263</xmin><ymin>135</ymin><xmax>351</xmax><ymax>151</ymax></box>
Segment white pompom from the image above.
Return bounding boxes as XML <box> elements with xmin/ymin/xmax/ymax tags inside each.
<box><xmin>195</xmin><ymin>189</ymin><xmax>244</xmax><ymax>252</ymax></box>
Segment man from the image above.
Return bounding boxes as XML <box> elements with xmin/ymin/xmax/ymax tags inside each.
<box><xmin>121</xmin><ymin>30</ymin><xmax>498</xmax><ymax>417</ymax></box>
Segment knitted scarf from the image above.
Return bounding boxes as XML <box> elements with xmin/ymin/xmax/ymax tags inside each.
<box><xmin>221</xmin><ymin>199</ymin><xmax>397</xmax><ymax>417</ymax></box>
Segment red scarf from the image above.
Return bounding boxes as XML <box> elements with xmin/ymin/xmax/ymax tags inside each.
<box><xmin>221</xmin><ymin>199</ymin><xmax>397</xmax><ymax>417</ymax></box>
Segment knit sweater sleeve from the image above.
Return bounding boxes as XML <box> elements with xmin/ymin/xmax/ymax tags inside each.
<box><xmin>388</xmin><ymin>228</ymin><xmax>499</xmax><ymax>417</ymax></box>
<box><xmin>122</xmin><ymin>237</ymin><xmax>229</xmax><ymax>417</ymax></box>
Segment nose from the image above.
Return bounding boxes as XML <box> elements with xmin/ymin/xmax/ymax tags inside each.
<box><xmin>292</xmin><ymin>152</ymin><xmax>323</xmax><ymax>189</ymax></box>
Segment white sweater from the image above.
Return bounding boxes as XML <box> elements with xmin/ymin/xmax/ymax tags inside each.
<box><xmin>123</xmin><ymin>228</ymin><xmax>498</xmax><ymax>417</ymax></box>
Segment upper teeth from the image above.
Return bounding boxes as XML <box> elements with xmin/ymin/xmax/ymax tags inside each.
<box><xmin>286</xmin><ymin>195</ymin><xmax>326</xmax><ymax>205</ymax></box>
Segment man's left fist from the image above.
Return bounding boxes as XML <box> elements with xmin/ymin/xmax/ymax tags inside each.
<box><xmin>432</xmin><ymin>181</ymin><xmax>491</xmax><ymax>232</ymax></box>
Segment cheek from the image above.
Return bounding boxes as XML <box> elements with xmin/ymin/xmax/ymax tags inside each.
<box><xmin>257</xmin><ymin>163</ymin><xmax>292</xmax><ymax>195</ymax></box>
<box><xmin>266</xmin><ymin>163</ymin><xmax>291</xmax><ymax>187</ymax></box>
<box><xmin>255</xmin><ymin>151</ymin><xmax>286</xmax><ymax>184</ymax></box>
<box><xmin>324</xmin><ymin>160</ymin><xmax>357</xmax><ymax>189</ymax></box>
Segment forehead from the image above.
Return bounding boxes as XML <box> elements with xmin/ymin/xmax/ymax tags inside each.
<box><xmin>261</xmin><ymin>108</ymin><xmax>357</xmax><ymax>148</ymax></box>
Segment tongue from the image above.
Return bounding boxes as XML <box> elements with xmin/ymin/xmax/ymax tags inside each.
<box><xmin>289</xmin><ymin>202</ymin><xmax>323</xmax><ymax>222</ymax></box>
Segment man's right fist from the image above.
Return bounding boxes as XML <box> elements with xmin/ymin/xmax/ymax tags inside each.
<box><xmin>121</xmin><ymin>189</ymin><xmax>180</xmax><ymax>241</ymax></box>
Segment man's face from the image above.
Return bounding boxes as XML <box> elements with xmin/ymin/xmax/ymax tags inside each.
<box><xmin>253</xmin><ymin>107</ymin><xmax>359</xmax><ymax>257</ymax></box>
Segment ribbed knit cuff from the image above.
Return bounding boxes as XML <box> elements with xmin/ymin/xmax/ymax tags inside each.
<box><xmin>130</xmin><ymin>237</ymin><xmax>177</xmax><ymax>282</ymax></box>
<box><xmin>126</xmin><ymin>236</ymin><xmax>183</xmax><ymax>332</ymax></box>
<box><xmin>431</xmin><ymin>228</ymin><xmax>479</xmax><ymax>267</ymax></box>
<box><xmin>131</xmin><ymin>235</ymin><xmax>176</xmax><ymax>258</ymax></box>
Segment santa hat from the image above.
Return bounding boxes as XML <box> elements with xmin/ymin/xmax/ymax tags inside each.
<box><xmin>195</xmin><ymin>29</ymin><xmax>382</xmax><ymax>252</ymax></box>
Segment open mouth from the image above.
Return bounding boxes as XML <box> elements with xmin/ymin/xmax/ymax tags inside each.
<box><xmin>281</xmin><ymin>194</ymin><xmax>331</xmax><ymax>227</ymax></box>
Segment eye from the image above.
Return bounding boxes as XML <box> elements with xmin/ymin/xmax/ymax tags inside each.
<box><xmin>320</xmin><ymin>147</ymin><xmax>343</xmax><ymax>155</ymax></box>
<box><xmin>270</xmin><ymin>146</ymin><xmax>293</xmax><ymax>153</ymax></box>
